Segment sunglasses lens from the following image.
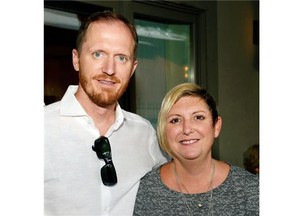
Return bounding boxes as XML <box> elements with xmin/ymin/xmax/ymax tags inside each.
<box><xmin>101</xmin><ymin>163</ymin><xmax>117</xmax><ymax>186</ymax></box>
<box><xmin>93</xmin><ymin>136</ymin><xmax>118</xmax><ymax>186</ymax></box>
<box><xmin>93</xmin><ymin>136</ymin><xmax>111</xmax><ymax>159</ymax></box>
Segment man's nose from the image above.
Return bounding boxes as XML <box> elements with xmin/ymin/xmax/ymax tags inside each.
<box><xmin>102</xmin><ymin>57</ymin><xmax>115</xmax><ymax>75</ymax></box>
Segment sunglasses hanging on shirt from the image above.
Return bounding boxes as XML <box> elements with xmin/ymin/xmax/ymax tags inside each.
<box><xmin>92</xmin><ymin>136</ymin><xmax>118</xmax><ymax>186</ymax></box>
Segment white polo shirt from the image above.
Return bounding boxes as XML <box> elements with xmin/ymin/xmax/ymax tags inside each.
<box><xmin>44</xmin><ymin>85</ymin><xmax>168</xmax><ymax>216</ymax></box>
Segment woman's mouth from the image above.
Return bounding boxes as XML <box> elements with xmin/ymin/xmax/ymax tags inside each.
<box><xmin>180</xmin><ymin>139</ymin><xmax>199</xmax><ymax>145</ymax></box>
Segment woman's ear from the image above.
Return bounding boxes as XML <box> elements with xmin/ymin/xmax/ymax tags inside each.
<box><xmin>214</xmin><ymin>116</ymin><xmax>222</xmax><ymax>138</ymax></box>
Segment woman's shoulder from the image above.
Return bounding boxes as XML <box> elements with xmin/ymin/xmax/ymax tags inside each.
<box><xmin>219</xmin><ymin>161</ymin><xmax>258</xmax><ymax>180</ymax></box>
<box><xmin>231</xmin><ymin>165</ymin><xmax>259</xmax><ymax>178</ymax></box>
<box><xmin>228</xmin><ymin>164</ymin><xmax>259</xmax><ymax>188</ymax></box>
<box><xmin>215</xmin><ymin>161</ymin><xmax>258</xmax><ymax>189</ymax></box>
<box><xmin>141</xmin><ymin>166</ymin><xmax>161</xmax><ymax>182</ymax></box>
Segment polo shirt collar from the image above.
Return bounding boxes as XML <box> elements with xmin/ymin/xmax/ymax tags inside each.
<box><xmin>60</xmin><ymin>85</ymin><xmax>125</xmax><ymax>126</ymax></box>
<box><xmin>60</xmin><ymin>85</ymin><xmax>86</xmax><ymax>116</ymax></box>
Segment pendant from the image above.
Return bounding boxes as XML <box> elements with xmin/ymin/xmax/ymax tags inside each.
<box><xmin>198</xmin><ymin>203</ymin><xmax>202</xmax><ymax>208</ymax></box>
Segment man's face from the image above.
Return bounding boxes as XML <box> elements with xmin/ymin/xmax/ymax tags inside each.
<box><xmin>72</xmin><ymin>21</ymin><xmax>138</xmax><ymax>107</ymax></box>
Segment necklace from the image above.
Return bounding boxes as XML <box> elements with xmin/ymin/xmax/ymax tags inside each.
<box><xmin>173</xmin><ymin>160</ymin><xmax>215</xmax><ymax>215</ymax></box>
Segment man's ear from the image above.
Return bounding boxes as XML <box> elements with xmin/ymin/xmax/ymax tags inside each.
<box><xmin>130</xmin><ymin>60</ymin><xmax>138</xmax><ymax>78</ymax></box>
<box><xmin>72</xmin><ymin>49</ymin><xmax>80</xmax><ymax>71</ymax></box>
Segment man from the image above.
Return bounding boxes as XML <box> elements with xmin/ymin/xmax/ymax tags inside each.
<box><xmin>45</xmin><ymin>11</ymin><xmax>167</xmax><ymax>215</ymax></box>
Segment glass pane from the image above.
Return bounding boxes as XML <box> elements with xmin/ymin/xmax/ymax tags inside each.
<box><xmin>135</xmin><ymin>19</ymin><xmax>194</xmax><ymax>128</ymax></box>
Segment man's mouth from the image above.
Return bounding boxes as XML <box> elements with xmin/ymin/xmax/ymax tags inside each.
<box><xmin>98</xmin><ymin>79</ymin><xmax>116</xmax><ymax>85</ymax></box>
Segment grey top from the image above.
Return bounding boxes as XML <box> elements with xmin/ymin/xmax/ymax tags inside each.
<box><xmin>133</xmin><ymin>164</ymin><xmax>259</xmax><ymax>216</ymax></box>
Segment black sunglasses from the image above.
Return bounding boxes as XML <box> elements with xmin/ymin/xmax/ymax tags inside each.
<box><xmin>92</xmin><ymin>136</ymin><xmax>118</xmax><ymax>186</ymax></box>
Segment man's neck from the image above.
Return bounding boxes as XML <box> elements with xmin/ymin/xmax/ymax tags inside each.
<box><xmin>75</xmin><ymin>86</ymin><xmax>117</xmax><ymax>135</ymax></box>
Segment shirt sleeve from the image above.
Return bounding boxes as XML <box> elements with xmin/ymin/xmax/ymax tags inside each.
<box><xmin>148</xmin><ymin>128</ymin><xmax>170</xmax><ymax>168</ymax></box>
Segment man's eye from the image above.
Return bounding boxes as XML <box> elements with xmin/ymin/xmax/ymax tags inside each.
<box><xmin>93</xmin><ymin>51</ymin><xmax>102</xmax><ymax>58</ymax></box>
<box><xmin>116</xmin><ymin>55</ymin><xmax>128</xmax><ymax>63</ymax></box>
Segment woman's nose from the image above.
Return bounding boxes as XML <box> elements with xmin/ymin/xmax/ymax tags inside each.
<box><xmin>182</xmin><ymin>120</ymin><xmax>194</xmax><ymax>135</ymax></box>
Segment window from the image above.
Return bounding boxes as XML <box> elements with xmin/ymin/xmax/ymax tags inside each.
<box><xmin>135</xmin><ymin>18</ymin><xmax>194</xmax><ymax>127</ymax></box>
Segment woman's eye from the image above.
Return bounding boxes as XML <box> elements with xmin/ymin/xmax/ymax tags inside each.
<box><xmin>195</xmin><ymin>115</ymin><xmax>205</xmax><ymax>120</ymax></box>
<box><xmin>169</xmin><ymin>118</ymin><xmax>181</xmax><ymax>124</ymax></box>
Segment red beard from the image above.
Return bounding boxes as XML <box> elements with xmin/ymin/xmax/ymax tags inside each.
<box><xmin>79</xmin><ymin>73</ymin><xmax>129</xmax><ymax>107</ymax></box>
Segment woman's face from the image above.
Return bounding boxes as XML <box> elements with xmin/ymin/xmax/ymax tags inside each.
<box><xmin>165</xmin><ymin>96</ymin><xmax>222</xmax><ymax>161</ymax></box>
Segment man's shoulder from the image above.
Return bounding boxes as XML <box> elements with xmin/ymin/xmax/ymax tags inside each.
<box><xmin>44</xmin><ymin>101</ymin><xmax>61</xmax><ymax>116</ymax></box>
<box><xmin>122</xmin><ymin>110</ymin><xmax>153</xmax><ymax>128</ymax></box>
<box><xmin>45</xmin><ymin>101</ymin><xmax>60</xmax><ymax>109</ymax></box>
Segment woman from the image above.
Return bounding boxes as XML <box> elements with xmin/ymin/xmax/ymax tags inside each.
<box><xmin>133</xmin><ymin>83</ymin><xmax>259</xmax><ymax>216</ymax></box>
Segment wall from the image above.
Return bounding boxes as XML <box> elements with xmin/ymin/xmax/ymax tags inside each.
<box><xmin>217</xmin><ymin>1</ymin><xmax>259</xmax><ymax>167</ymax></box>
